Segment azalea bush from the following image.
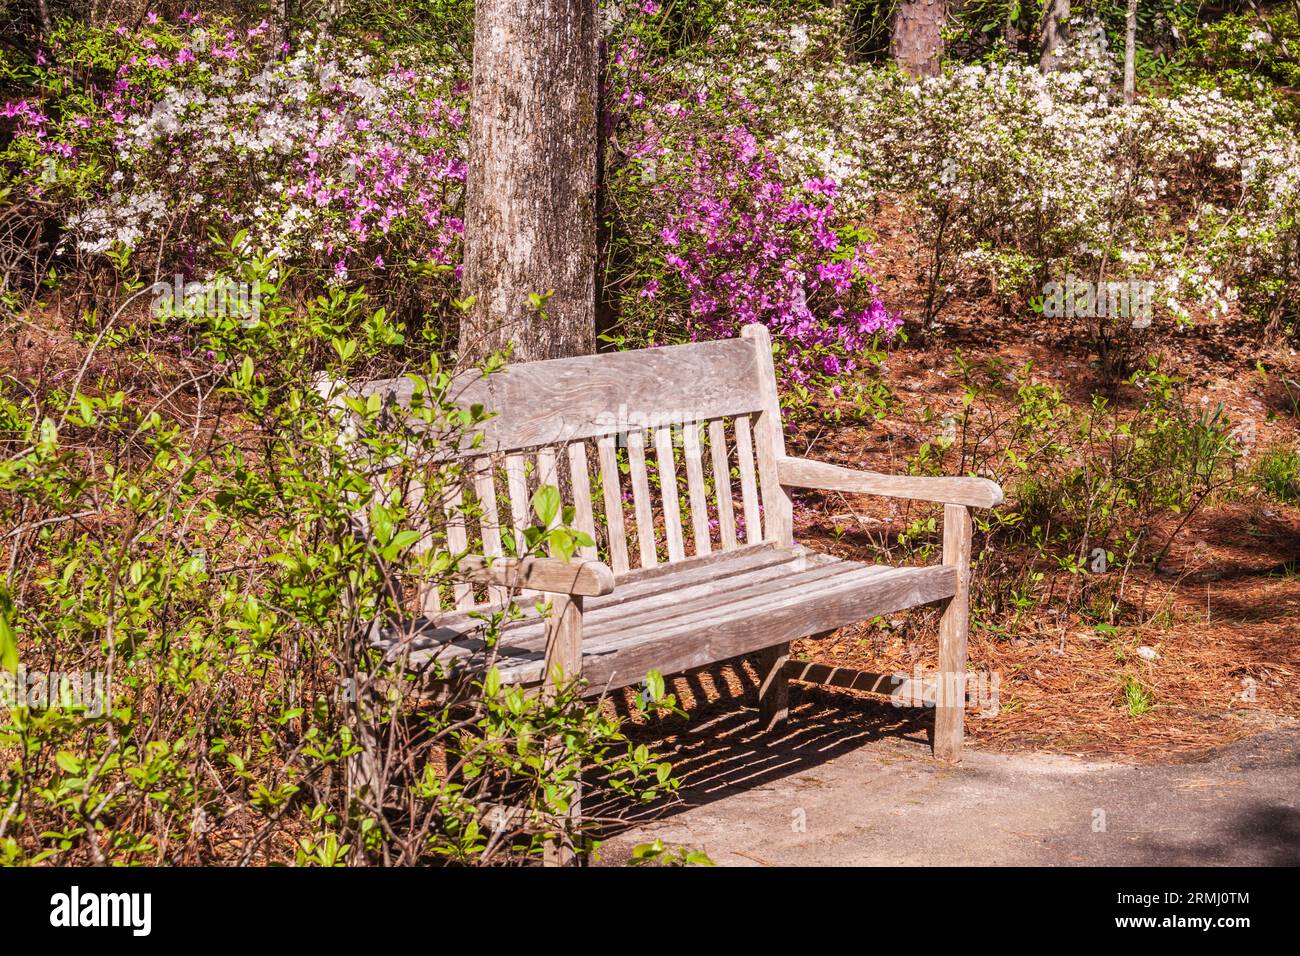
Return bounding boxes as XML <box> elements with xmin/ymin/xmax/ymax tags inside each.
<box><xmin>2</xmin><ymin>14</ymin><xmax>469</xmax><ymax>323</ymax></box>
<box><xmin>1178</xmin><ymin>9</ymin><xmax>1300</xmax><ymax>93</ymax></box>
<box><xmin>782</xmin><ymin>21</ymin><xmax>1300</xmax><ymax>351</ymax></box>
<box><xmin>5</xmin><ymin>5</ymin><xmax>910</xmax><ymax>387</ymax></box>
<box><xmin>605</xmin><ymin>2</ymin><xmax>900</xmax><ymax>410</ymax></box>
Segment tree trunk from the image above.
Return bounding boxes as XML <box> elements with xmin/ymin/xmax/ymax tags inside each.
<box><xmin>271</xmin><ymin>0</ymin><xmax>291</xmax><ymax>51</ymax></box>
<box><xmin>832</xmin><ymin>0</ymin><xmax>855</xmax><ymax>63</ymax></box>
<box><xmin>1123</xmin><ymin>0</ymin><xmax>1138</xmax><ymax>103</ymax></box>
<box><xmin>891</xmin><ymin>0</ymin><xmax>946</xmax><ymax>78</ymax></box>
<box><xmin>1039</xmin><ymin>0</ymin><xmax>1070</xmax><ymax>71</ymax></box>
<box><xmin>35</xmin><ymin>0</ymin><xmax>53</xmax><ymax>38</ymax></box>
<box><xmin>461</xmin><ymin>0</ymin><xmax>599</xmax><ymax>364</ymax></box>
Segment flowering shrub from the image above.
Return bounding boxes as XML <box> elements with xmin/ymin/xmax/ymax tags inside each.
<box><xmin>4</xmin><ymin>2</ymin><xmax>1298</xmax><ymax>372</ymax></box>
<box><xmin>1181</xmin><ymin>10</ymin><xmax>1300</xmax><ymax>93</ymax></box>
<box><xmin>0</xmin><ymin>254</ymin><xmax>681</xmax><ymax>866</ymax></box>
<box><xmin>2</xmin><ymin>15</ymin><xmax>468</xmax><ymax>313</ymax></box>
<box><xmin>743</xmin><ymin>20</ymin><xmax>1300</xmax><ymax>345</ymax></box>
<box><xmin>7</xmin><ymin>6</ymin><xmax>903</xmax><ymax>395</ymax></box>
<box><xmin>606</xmin><ymin>3</ymin><xmax>899</xmax><ymax>405</ymax></box>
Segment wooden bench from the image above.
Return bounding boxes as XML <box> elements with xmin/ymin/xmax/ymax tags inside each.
<box><xmin>359</xmin><ymin>324</ymin><xmax>1002</xmax><ymax>766</ymax></box>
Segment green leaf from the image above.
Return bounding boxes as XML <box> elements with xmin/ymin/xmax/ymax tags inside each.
<box><xmin>388</xmin><ymin>530</ymin><xmax>423</xmax><ymax>552</ymax></box>
<box><xmin>532</xmin><ymin>484</ymin><xmax>560</xmax><ymax>528</ymax></box>
<box><xmin>0</xmin><ymin>589</ymin><xmax>17</xmax><ymax>673</ymax></box>
<box><xmin>548</xmin><ymin>529</ymin><xmax>575</xmax><ymax>561</ymax></box>
<box><xmin>644</xmin><ymin>670</ymin><xmax>665</xmax><ymax>703</ymax></box>
<box><xmin>55</xmin><ymin>752</ymin><xmax>81</xmax><ymax>774</ymax></box>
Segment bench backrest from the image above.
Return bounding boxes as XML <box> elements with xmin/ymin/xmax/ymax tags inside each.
<box><xmin>359</xmin><ymin>324</ymin><xmax>793</xmax><ymax>613</ymax></box>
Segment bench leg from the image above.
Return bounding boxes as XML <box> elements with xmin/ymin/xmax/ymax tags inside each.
<box><xmin>345</xmin><ymin>673</ymin><xmax>387</xmax><ymax>864</ymax></box>
<box><xmin>756</xmin><ymin>642</ymin><xmax>791</xmax><ymax>731</ymax></box>
<box><xmin>543</xmin><ymin>594</ymin><xmax>583</xmax><ymax>866</ymax></box>
<box><xmin>935</xmin><ymin>504</ymin><xmax>972</xmax><ymax>763</ymax></box>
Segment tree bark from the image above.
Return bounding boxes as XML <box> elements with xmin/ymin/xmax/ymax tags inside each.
<box><xmin>1039</xmin><ymin>0</ymin><xmax>1071</xmax><ymax>71</ymax></box>
<box><xmin>832</xmin><ymin>0</ymin><xmax>855</xmax><ymax>63</ymax></box>
<box><xmin>461</xmin><ymin>0</ymin><xmax>599</xmax><ymax>364</ymax></box>
<box><xmin>1123</xmin><ymin>0</ymin><xmax>1138</xmax><ymax>103</ymax></box>
<box><xmin>35</xmin><ymin>0</ymin><xmax>53</xmax><ymax>38</ymax></box>
<box><xmin>891</xmin><ymin>0</ymin><xmax>946</xmax><ymax>78</ymax></box>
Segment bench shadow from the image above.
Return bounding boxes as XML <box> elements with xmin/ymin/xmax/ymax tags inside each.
<box><xmin>588</xmin><ymin>658</ymin><xmax>933</xmax><ymax>834</ymax></box>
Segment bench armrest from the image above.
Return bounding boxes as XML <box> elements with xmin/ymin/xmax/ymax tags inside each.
<box><xmin>776</xmin><ymin>457</ymin><xmax>1003</xmax><ymax>508</ymax></box>
<box><xmin>456</xmin><ymin>555</ymin><xmax>616</xmax><ymax>597</ymax></box>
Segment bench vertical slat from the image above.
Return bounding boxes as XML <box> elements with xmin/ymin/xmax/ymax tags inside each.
<box><xmin>742</xmin><ymin>324</ymin><xmax>793</xmax><ymax>547</ymax></box>
<box><xmin>407</xmin><ymin>478</ymin><xmax>443</xmax><ymax>616</ymax></box>
<box><xmin>471</xmin><ymin>459</ymin><xmax>503</xmax><ymax>557</ymax></box>
<box><xmin>595</xmin><ymin>434</ymin><xmax>630</xmax><ymax>575</ymax></box>
<box><xmin>627</xmin><ymin>428</ymin><xmax>658</xmax><ymax>568</ymax></box>
<box><xmin>708</xmin><ymin>419</ymin><xmax>738</xmax><ymax>550</ymax></box>
<box><xmin>653</xmin><ymin>425</ymin><xmax>686</xmax><ymax>563</ymax></box>
<box><xmin>682</xmin><ymin>421</ymin><xmax>712</xmax><ymax>555</ymax></box>
<box><xmin>443</xmin><ymin>475</ymin><xmax>474</xmax><ymax>609</ymax></box>
<box><xmin>536</xmin><ymin>447</ymin><xmax>559</xmax><ymax>497</ymax></box>
<box><xmin>405</xmin><ymin>477</ymin><xmax>432</xmax><ymax>556</ymax></box>
<box><xmin>504</xmin><ymin>452</ymin><xmax>531</xmax><ymax>557</ymax></box>
<box><xmin>536</xmin><ymin>446</ymin><xmax>561</xmax><ymax>551</ymax></box>
<box><xmin>733</xmin><ymin>414</ymin><xmax>762</xmax><ymax>545</ymax></box>
<box><xmin>471</xmin><ymin>457</ymin><xmax>508</xmax><ymax>604</ymax></box>
<box><xmin>566</xmin><ymin>441</ymin><xmax>599</xmax><ymax>561</ymax></box>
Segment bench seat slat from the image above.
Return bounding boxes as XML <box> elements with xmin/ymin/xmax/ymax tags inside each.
<box><xmin>407</xmin><ymin>543</ymin><xmax>802</xmax><ymax>639</ymax></box>
<box><xmin>582</xmin><ymin>563</ymin><xmax>955</xmax><ymax>691</ymax></box>
<box><xmin>374</xmin><ymin>545</ymin><xmax>818</xmax><ymax>669</ymax></box>
<box><xmin>372</xmin><ymin>547</ymin><xmax>957</xmax><ymax>693</ymax></box>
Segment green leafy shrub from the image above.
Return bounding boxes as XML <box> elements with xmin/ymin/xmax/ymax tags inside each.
<box><xmin>912</xmin><ymin>354</ymin><xmax>1245</xmax><ymax>625</ymax></box>
<box><xmin>0</xmin><ymin>263</ymin><xmax>679</xmax><ymax>865</ymax></box>
<box><xmin>1252</xmin><ymin>445</ymin><xmax>1300</xmax><ymax>504</ymax></box>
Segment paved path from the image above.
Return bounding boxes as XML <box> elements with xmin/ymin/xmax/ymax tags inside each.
<box><xmin>601</xmin><ymin>724</ymin><xmax>1300</xmax><ymax>866</ymax></box>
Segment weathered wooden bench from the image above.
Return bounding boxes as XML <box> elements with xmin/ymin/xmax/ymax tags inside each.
<box><xmin>360</xmin><ymin>324</ymin><xmax>1002</xmax><ymax>766</ymax></box>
